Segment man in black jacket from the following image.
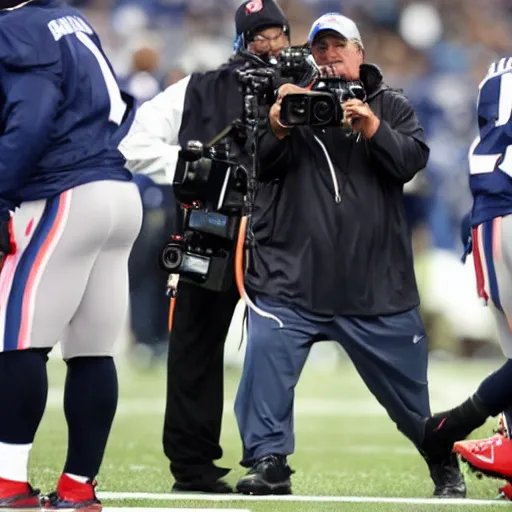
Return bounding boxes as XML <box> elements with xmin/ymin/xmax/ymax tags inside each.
<box><xmin>234</xmin><ymin>13</ymin><xmax>466</xmax><ymax>497</ymax></box>
<box><xmin>119</xmin><ymin>0</ymin><xmax>290</xmax><ymax>494</ymax></box>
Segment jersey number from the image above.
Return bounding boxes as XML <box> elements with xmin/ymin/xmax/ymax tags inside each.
<box><xmin>495</xmin><ymin>72</ymin><xmax>512</xmax><ymax>128</ymax></box>
<box><xmin>75</xmin><ymin>32</ymin><xmax>126</xmax><ymax>126</ymax></box>
<box><xmin>470</xmin><ymin>72</ymin><xmax>512</xmax><ymax>175</ymax></box>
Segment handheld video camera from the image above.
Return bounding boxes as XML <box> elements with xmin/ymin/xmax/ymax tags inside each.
<box><xmin>280</xmin><ymin>77</ymin><xmax>367</xmax><ymax>128</ymax></box>
<box><xmin>160</xmin><ymin>126</ymin><xmax>247</xmax><ymax>293</ymax></box>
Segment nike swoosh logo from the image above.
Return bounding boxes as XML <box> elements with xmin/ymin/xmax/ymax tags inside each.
<box><xmin>474</xmin><ymin>445</ymin><xmax>494</xmax><ymax>464</ymax></box>
<box><xmin>413</xmin><ymin>335</ymin><xmax>424</xmax><ymax>344</ymax></box>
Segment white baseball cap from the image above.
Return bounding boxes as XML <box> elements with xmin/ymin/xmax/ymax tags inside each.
<box><xmin>308</xmin><ymin>13</ymin><xmax>364</xmax><ymax>49</ymax></box>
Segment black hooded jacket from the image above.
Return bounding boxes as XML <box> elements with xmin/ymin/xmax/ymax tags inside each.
<box><xmin>246</xmin><ymin>64</ymin><xmax>430</xmax><ymax>317</ymax></box>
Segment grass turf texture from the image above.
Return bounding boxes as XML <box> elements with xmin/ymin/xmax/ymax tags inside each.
<box><xmin>30</xmin><ymin>354</ymin><xmax>510</xmax><ymax>511</ymax></box>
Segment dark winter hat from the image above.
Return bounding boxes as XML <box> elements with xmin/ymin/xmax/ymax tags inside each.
<box><xmin>233</xmin><ymin>0</ymin><xmax>289</xmax><ymax>52</ymax></box>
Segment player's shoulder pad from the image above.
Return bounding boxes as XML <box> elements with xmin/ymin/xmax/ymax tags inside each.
<box><xmin>0</xmin><ymin>9</ymin><xmax>60</xmax><ymax>69</ymax></box>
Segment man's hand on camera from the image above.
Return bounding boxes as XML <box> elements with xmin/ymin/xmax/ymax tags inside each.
<box><xmin>319</xmin><ymin>63</ymin><xmax>345</xmax><ymax>78</ymax></box>
<box><xmin>343</xmin><ymin>99</ymin><xmax>380</xmax><ymax>139</ymax></box>
<box><xmin>270</xmin><ymin>84</ymin><xmax>310</xmax><ymax>140</ymax></box>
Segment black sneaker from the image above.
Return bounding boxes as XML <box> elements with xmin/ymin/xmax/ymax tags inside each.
<box><xmin>172</xmin><ymin>478</ymin><xmax>232</xmax><ymax>494</ymax></box>
<box><xmin>422</xmin><ymin>398</ymin><xmax>490</xmax><ymax>464</ymax></box>
<box><xmin>428</xmin><ymin>453</ymin><xmax>467</xmax><ymax>498</ymax></box>
<box><xmin>236</xmin><ymin>454</ymin><xmax>294</xmax><ymax>495</ymax></box>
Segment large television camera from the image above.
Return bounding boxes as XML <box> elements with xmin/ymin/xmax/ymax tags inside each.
<box><xmin>160</xmin><ymin>125</ymin><xmax>247</xmax><ymax>293</ymax></box>
<box><xmin>234</xmin><ymin>45</ymin><xmax>320</xmax><ymax>124</ymax></box>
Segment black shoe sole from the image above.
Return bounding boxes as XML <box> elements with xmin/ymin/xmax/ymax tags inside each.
<box><xmin>236</xmin><ymin>478</ymin><xmax>291</xmax><ymax>496</ymax></box>
<box><xmin>433</xmin><ymin>487</ymin><xmax>467</xmax><ymax>499</ymax></box>
<box><xmin>172</xmin><ymin>481</ymin><xmax>233</xmax><ymax>494</ymax></box>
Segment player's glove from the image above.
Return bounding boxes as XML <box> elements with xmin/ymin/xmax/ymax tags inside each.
<box><xmin>460</xmin><ymin>212</ymin><xmax>472</xmax><ymax>264</ymax></box>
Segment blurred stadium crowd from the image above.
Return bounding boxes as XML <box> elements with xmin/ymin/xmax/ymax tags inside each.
<box><xmin>69</xmin><ymin>0</ymin><xmax>512</xmax><ymax>362</ymax></box>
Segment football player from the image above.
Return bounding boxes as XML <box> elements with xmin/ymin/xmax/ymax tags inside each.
<box><xmin>0</xmin><ymin>0</ymin><xmax>140</xmax><ymax>508</ymax></box>
<box><xmin>423</xmin><ymin>57</ymin><xmax>512</xmax><ymax>499</ymax></box>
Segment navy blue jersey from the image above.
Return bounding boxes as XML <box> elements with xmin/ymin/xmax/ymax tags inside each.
<box><xmin>0</xmin><ymin>0</ymin><xmax>135</xmax><ymax>211</ymax></box>
<box><xmin>469</xmin><ymin>58</ymin><xmax>512</xmax><ymax>226</ymax></box>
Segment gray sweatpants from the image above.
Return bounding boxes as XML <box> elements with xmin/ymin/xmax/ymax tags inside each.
<box><xmin>472</xmin><ymin>214</ymin><xmax>512</xmax><ymax>358</ymax></box>
<box><xmin>0</xmin><ymin>180</ymin><xmax>142</xmax><ymax>359</ymax></box>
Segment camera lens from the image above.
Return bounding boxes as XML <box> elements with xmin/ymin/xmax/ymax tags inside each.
<box><xmin>160</xmin><ymin>243</ymin><xmax>183</xmax><ymax>272</ymax></box>
<box><xmin>312</xmin><ymin>99</ymin><xmax>333</xmax><ymax>124</ymax></box>
<box><xmin>290</xmin><ymin>103</ymin><xmax>306</xmax><ymax>117</ymax></box>
<box><xmin>281</xmin><ymin>96</ymin><xmax>308</xmax><ymax>125</ymax></box>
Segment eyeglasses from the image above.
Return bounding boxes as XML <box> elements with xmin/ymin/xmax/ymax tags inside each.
<box><xmin>250</xmin><ymin>30</ymin><xmax>288</xmax><ymax>50</ymax></box>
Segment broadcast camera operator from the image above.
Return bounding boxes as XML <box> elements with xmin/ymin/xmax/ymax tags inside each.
<box><xmin>232</xmin><ymin>13</ymin><xmax>466</xmax><ymax>497</ymax></box>
<box><xmin>119</xmin><ymin>0</ymin><xmax>291</xmax><ymax>494</ymax></box>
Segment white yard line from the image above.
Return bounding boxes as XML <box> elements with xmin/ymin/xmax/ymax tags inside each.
<box><xmin>98</xmin><ymin>491</ymin><xmax>508</xmax><ymax>506</ymax></box>
<box><xmin>104</xmin><ymin>509</ymin><xmax>249</xmax><ymax>512</ymax></box>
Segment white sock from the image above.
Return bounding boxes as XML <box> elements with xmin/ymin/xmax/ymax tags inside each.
<box><xmin>0</xmin><ymin>442</ymin><xmax>31</xmax><ymax>482</ymax></box>
<box><xmin>65</xmin><ymin>473</ymin><xmax>89</xmax><ymax>484</ymax></box>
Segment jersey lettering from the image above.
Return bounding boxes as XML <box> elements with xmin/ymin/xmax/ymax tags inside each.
<box><xmin>75</xmin><ymin>31</ymin><xmax>126</xmax><ymax>125</ymax></box>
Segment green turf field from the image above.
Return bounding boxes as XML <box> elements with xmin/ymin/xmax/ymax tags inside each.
<box><xmin>31</xmin><ymin>354</ymin><xmax>511</xmax><ymax>512</ymax></box>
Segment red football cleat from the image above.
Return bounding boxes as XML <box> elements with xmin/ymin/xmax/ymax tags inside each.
<box><xmin>41</xmin><ymin>474</ymin><xmax>102</xmax><ymax>511</ymax></box>
<box><xmin>454</xmin><ymin>434</ymin><xmax>512</xmax><ymax>479</ymax></box>
<box><xmin>499</xmin><ymin>482</ymin><xmax>512</xmax><ymax>500</ymax></box>
<box><xmin>0</xmin><ymin>478</ymin><xmax>40</xmax><ymax>508</ymax></box>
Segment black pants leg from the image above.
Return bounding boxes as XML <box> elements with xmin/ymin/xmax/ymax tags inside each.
<box><xmin>331</xmin><ymin>307</ymin><xmax>431</xmax><ymax>447</ymax></box>
<box><xmin>163</xmin><ymin>279</ymin><xmax>240</xmax><ymax>482</ymax></box>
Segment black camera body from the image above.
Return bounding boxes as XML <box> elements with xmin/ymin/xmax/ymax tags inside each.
<box><xmin>160</xmin><ymin>128</ymin><xmax>247</xmax><ymax>293</ymax></box>
<box><xmin>236</xmin><ymin>46</ymin><xmax>368</xmax><ymax>129</ymax></box>
<box><xmin>280</xmin><ymin>77</ymin><xmax>367</xmax><ymax>128</ymax></box>
<box><xmin>172</xmin><ymin>134</ymin><xmax>246</xmax><ymax>214</ymax></box>
<box><xmin>235</xmin><ymin>46</ymin><xmax>320</xmax><ymax>121</ymax></box>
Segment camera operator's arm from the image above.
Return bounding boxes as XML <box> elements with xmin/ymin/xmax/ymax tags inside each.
<box><xmin>257</xmin><ymin>84</ymin><xmax>306</xmax><ymax>182</ymax></box>
<box><xmin>344</xmin><ymin>94</ymin><xmax>429</xmax><ymax>183</ymax></box>
<box><xmin>119</xmin><ymin>76</ymin><xmax>191</xmax><ymax>184</ymax></box>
